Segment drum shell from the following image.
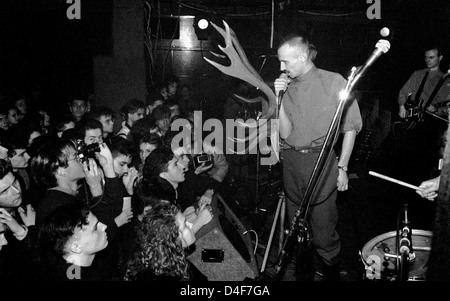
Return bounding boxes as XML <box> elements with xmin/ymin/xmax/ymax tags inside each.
<box><xmin>360</xmin><ymin>229</ymin><xmax>432</xmax><ymax>281</ymax></box>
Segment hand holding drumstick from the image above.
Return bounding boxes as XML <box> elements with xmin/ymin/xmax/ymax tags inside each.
<box><xmin>416</xmin><ymin>176</ymin><xmax>440</xmax><ymax>201</ymax></box>
<box><xmin>369</xmin><ymin>171</ymin><xmax>438</xmax><ymax>201</ymax></box>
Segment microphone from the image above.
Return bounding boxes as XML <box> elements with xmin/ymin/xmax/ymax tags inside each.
<box><xmin>353</xmin><ymin>34</ymin><xmax>391</xmax><ymax>82</ymax></box>
<box><xmin>277</xmin><ymin>73</ymin><xmax>290</xmax><ymax>106</ymax></box>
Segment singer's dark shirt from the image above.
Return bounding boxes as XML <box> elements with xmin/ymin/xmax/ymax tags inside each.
<box><xmin>398</xmin><ymin>68</ymin><xmax>449</xmax><ymax>109</ymax></box>
<box><xmin>282</xmin><ymin>65</ymin><xmax>362</xmax><ymax>150</ymax></box>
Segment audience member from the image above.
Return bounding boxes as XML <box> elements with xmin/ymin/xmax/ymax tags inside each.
<box><xmin>7</xmin><ymin>134</ymin><xmax>32</xmax><ymax>205</ymax></box>
<box><xmin>110</xmin><ymin>137</ymin><xmax>139</xmax><ymax>198</ymax></box>
<box><xmin>166</xmin><ymin>76</ymin><xmax>179</xmax><ymax>102</ymax></box>
<box><xmin>150</xmin><ymin>105</ymin><xmax>171</xmax><ymax>139</ymax></box>
<box><xmin>117</xmin><ymin>99</ymin><xmax>146</xmax><ymax>140</ymax></box>
<box><xmin>136</xmin><ymin>146</ymin><xmax>212</xmax><ymax>234</ymax></box>
<box><xmin>0</xmin><ymin>159</ymin><xmax>40</xmax><ymax>280</ymax></box>
<box><xmin>166</xmin><ymin>100</ymin><xmax>181</xmax><ymax>122</ymax></box>
<box><xmin>0</xmin><ymin>110</ymin><xmax>10</xmax><ymax>131</ymax></box>
<box><xmin>75</xmin><ymin>118</ymin><xmax>104</xmax><ymax>146</ymax></box>
<box><xmin>178</xmin><ymin>84</ymin><xmax>198</xmax><ymax>115</ymax></box>
<box><xmin>107</xmin><ymin>137</ymin><xmax>140</xmax><ymax>278</ymax></box>
<box><xmin>14</xmin><ymin>98</ymin><xmax>28</xmax><ymax>121</ymax></box>
<box><xmin>68</xmin><ymin>95</ymin><xmax>90</xmax><ymax>124</ymax></box>
<box><xmin>30</xmin><ymin>138</ymin><xmax>117</xmax><ymax>225</ymax></box>
<box><xmin>137</xmin><ymin>133</ymin><xmax>162</xmax><ymax>175</ymax></box>
<box><xmin>123</xmin><ymin>202</ymin><xmax>206</xmax><ymax>281</ymax></box>
<box><xmin>54</xmin><ymin>115</ymin><xmax>76</xmax><ymax>138</ymax></box>
<box><xmin>37</xmin><ymin>108</ymin><xmax>52</xmax><ymax>136</ymax></box>
<box><xmin>0</xmin><ymin>131</ymin><xmax>9</xmax><ymax>160</ymax></box>
<box><xmin>38</xmin><ymin>202</ymin><xmax>109</xmax><ymax>281</ymax></box>
<box><xmin>129</xmin><ymin>117</ymin><xmax>154</xmax><ymax>145</ymax></box>
<box><xmin>6</xmin><ymin>105</ymin><xmax>21</xmax><ymax>129</ymax></box>
<box><xmin>88</xmin><ymin>105</ymin><xmax>116</xmax><ymax>146</ymax></box>
<box><xmin>145</xmin><ymin>92</ymin><xmax>164</xmax><ymax>117</ymax></box>
<box><xmin>156</xmin><ymin>82</ymin><xmax>169</xmax><ymax>101</ymax></box>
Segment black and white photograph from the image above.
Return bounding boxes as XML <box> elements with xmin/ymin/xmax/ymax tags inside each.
<box><xmin>0</xmin><ymin>0</ymin><xmax>449</xmax><ymax>293</ymax></box>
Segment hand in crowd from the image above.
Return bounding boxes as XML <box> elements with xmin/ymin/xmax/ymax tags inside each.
<box><xmin>194</xmin><ymin>162</ymin><xmax>213</xmax><ymax>175</ymax></box>
<box><xmin>193</xmin><ymin>203</ymin><xmax>213</xmax><ymax>232</ymax></box>
<box><xmin>183</xmin><ymin>206</ymin><xmax>197</xmax><ymax>224</ymax></box>
<box><xmin>0</xmin><ymin>208</ymin><xmax>28</xmax><ymax>240</ymax></box>
<box><xmin>17</xmin><ymin>204</ymin><xmax>36</xmax><ymax>227</ymax></box>
<box><xmin>95</xmin><ymin>142</ymin><xmax>115</xmax><ymax>178</ymax></box>
<box><xmin>114</xmin><ymin>208</ymin><xmax>134</xmax><ymax>227</ymax></box>
<box><xmin>183</xmin><ymin>203</ymin><xmax>213</xmax><ymax>234</ymax></box>
<box><xmin>83</xmin><ymin>158</ymin><xmax>103</xmax><ymax>197</ymax></box>
<box><xmin>337</xmin><ymin>170</ymin><xmax>349</xmax><ymax>191</ymax></box>
<box><xmin>122</xmin><ymin>167</ymin><xmax>139</xmax><ymax>195</ymax></box>
<box><xmin>427</xmin><ymin>104</ymin><xmax>437</xmax><ymax>113</ymax></box>
<box><xmin>416</xmin><ymin>176</ymin><xmax>440</xmax><ymax>201</ymax></box>
<box><xmin>198</xmin><ymin>189</ymin><xmax>214</xmax><ymax>207</ymax></box>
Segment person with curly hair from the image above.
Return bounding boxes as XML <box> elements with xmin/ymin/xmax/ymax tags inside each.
<box><xmin>123</xmin><ymin>202</ymin><xmax>206</xmax><ymax>281</ymax></box>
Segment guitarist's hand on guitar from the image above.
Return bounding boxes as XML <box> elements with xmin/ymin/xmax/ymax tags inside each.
<box><xmin>399</xmin><ymin>105</ymin><xmax>406</xmax><ymax>118</ymax></box>
<box><xmin>427</xmin><ymin>104</ymin><xmax>437</xmax><ymax>113</ymax></box>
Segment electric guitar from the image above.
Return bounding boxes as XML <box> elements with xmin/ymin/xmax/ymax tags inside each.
<box><xmin>400</xmin><ymin>71</ymin><xmax>450</xmax><ymax>131</ymax></box>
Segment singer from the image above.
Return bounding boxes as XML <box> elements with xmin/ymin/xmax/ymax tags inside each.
<box><xmin>273</xmin><ymin>34</ymin><xmax>362</xmax><ymax>281</ymax></box>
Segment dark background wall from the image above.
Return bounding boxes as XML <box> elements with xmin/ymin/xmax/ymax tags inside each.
<box><xmin>0</xmin><ymin>0</ymin><xmax>449</xmax><ymax>122</ymax></box>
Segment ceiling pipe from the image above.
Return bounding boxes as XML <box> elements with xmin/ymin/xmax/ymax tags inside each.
<box><xmin>270</xmin><ymin>0</ymin><xmax>274</xmax><ymax>49</ymax></box>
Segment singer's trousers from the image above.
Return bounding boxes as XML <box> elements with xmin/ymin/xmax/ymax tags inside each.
<box><xmin>282</xmin><ymin>149</ymin><xmax>341</xmax><ymax>266</ymax></box>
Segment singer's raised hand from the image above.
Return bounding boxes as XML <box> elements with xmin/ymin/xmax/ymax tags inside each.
<box><xmin>274</xmin><ymin>74</ymin><xmax>290</xmax><ymax>97</ymax></box>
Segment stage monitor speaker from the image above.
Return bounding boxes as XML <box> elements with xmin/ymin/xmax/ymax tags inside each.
<box><xmin>187</xmin><ymin>193</ymin><xmax>259</xmax><ymax>281</ymax></box>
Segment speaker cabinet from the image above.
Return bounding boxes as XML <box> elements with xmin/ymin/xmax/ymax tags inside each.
<box><xmin>187</xmin><ymin>193</ymin><xmax>258</xmax><ymax>281</ymax></box>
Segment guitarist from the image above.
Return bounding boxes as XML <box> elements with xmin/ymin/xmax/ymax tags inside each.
<box><xmin>398</xmin><ymin>46</ymin><xmax>449</xmax><ymax>120</ymax></box>
<box><xmin>396</xmin><ymin>45</ymin><xmax>450</xmax><ymax>183</ymax></box>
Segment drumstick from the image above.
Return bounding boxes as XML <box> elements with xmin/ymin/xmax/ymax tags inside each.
<box><xmin>369</xmin><ymin>171</ymin><xmax>423</xmax><ymax>191</ymax></box>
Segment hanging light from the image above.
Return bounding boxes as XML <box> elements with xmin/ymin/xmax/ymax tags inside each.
<box><xmin>197</xmin><ymin>18</ymin><xmax>209</xmax><ymax>30</ymax></box>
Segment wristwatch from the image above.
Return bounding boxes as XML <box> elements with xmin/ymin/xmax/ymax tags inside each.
<box><xmin>338</xmin><ymin>166</ymin><xmax>348</xmax><ymax>172</ymax></box>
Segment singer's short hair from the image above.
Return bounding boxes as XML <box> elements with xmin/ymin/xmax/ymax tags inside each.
<box><xmin>279</xmin><ymin>34</ymin><xmax>317</xmax><ymax>61</ymax></box>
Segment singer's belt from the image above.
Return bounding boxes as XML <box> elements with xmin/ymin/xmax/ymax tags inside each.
<box><xmin>285</xmin><ymin>147</ymin><xmax>320</xmax><ymax>153</ymax></box>
<box><xmin>297</xmin><ymin>149</ymin><xmax>316</xmax><ymax>153</ymax></box>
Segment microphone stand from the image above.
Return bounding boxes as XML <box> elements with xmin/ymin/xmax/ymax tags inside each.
<box><xmin>258</xmin><ymin>88</ymin><xmax>286</xmax><ymax>277</ymax></box>
<box><xmin>271</xmin><ymin>66</ymin><xmax>362</xmax><ymax>281</ymax></box>
<box><xmin>397</xmin><ymin>202</ymin><xmax>414</xmax><ymax>281</ymax></box>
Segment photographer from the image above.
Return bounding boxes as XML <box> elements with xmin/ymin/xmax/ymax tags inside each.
<box><xmin>30</xmin><ymin>138</ymin><xmax>121</xmax><ymax>230</ymax></box>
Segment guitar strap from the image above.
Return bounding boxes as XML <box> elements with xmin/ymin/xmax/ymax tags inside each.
<box><xmin>415</xmin><ymin>71</ymin><xmax>429</xmax><ymax>107</ymax></box>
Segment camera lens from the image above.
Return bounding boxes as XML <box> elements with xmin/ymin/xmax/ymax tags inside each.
<box><xmin>76</xmin><ymin>140</ymin><xmax>100</xmax><ymax>162</ymax></box>
<box><xmin>86</xmin><ymin>143</ymin><xmax>100</xmax><ymax>157</ymax></box>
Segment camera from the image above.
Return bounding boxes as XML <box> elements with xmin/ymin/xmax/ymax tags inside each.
<box><xmin>192</xmin><ymin>153</ymin><xmax>214</xmax><ymax>169</ymax></box>
<box><xmin>76</xmin><ymin>139</ymin><xmax>100</xmax><ymax>163</ymax></box>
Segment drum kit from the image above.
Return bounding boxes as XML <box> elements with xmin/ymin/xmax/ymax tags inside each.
<box><xmin>360</xmin><ymin>171</ymin><xmax>433</xmax><ymax>281</ymax></box>
<box><xmin>360</xmin><ymin>229</ymin><xmax>432</xmax><ymax>281</ymax></box>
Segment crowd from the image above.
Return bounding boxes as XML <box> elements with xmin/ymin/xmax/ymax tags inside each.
<box><xmin>0</xmin><ymin>77</ymin><xmax>228</xmax><ymax>281</ymax></box>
